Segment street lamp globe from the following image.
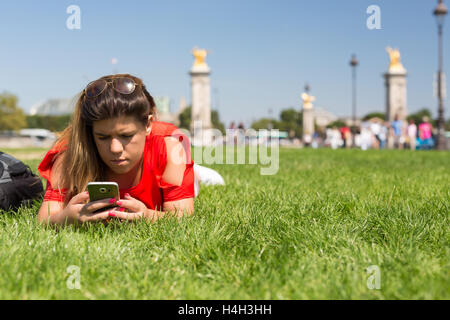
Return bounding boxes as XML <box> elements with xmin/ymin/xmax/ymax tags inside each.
<box><xmin>350</xmin><ymin>54</ymin><xmax>358</xmax><ymax>67</ymax></box>
<box><xmin>434</xmin><ymin>0</ymin><xmax>448</xmax><ymax>26</ymax></box>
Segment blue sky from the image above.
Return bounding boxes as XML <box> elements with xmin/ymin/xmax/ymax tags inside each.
<box><xmin>0</xmin><ymin>0</ymin><xmax>448</xmax><ymax>126</ymax></box>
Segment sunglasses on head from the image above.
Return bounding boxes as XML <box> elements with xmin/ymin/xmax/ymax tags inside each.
<box><xmin>84</xmin><ymin>77</ymin><xmax>139</xmax><ymax>99</ymax></box>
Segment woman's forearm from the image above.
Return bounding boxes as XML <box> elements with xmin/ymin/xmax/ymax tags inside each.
<box><xmin>38</xmin><ymin>201</ymin><xmax>72</xmax><ymax>226</ymax></box>
<box><xmin>38</xmin><ymin>208</ymin><xmax>72</xmax><ymax>226</ymax></box>
<box><xmin>143</xmin><ymin>208</ymin><xmax>172</xmax><ymax>222</ymax></box>
<box><xmin>143</xmin><ymin>207</ymin><xmax>192</xmax><ymax>222</ymax></box>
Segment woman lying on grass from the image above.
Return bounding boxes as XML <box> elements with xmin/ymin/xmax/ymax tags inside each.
<box><xmin>37</xmin><ymin>74</ymin><xmax>194</xmax><ymax>226</ymax></box>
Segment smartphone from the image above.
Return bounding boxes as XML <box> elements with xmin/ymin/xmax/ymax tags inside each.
<box><xmin>87</xmin><ymin>182</ymin><xmax>120</xmax><ymax>213</ymax></box>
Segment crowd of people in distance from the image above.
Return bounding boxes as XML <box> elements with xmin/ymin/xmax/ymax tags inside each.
<box><xmin>224</xmin><ymin>116</ymin><xmax>438</xmax><ymax>150</ymax></box>
<box><xmin>227</xmin><ymin>121</ymin><xmax>247</xmax><ymax>145</ymax></box>
<box><xmin>324</xmin><ymin>116</ymin><xmax>435</xmax><ymax>150</ymax></box>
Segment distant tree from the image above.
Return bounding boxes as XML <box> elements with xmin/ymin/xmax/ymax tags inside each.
<box><xmin>211</xmin><ymin>110</ymin><xmax>225</xmax><ymax>134</ymax></box>
<box><xmin>278</xmin><ymin>108</ymin><xmax>302</xmax><ymax>137</ymax></box>
<box><xmin>250</xmin><ymin>108</ymin><xmax>304</xmax><ymax>137</ymax></box>
<box><xmin>326</xmin><ymin>120</ymin><xmax>347</xmax><ymax>128</ymax></box>
<box><xmin>26</xmin><ymin>114</ymin><xmax>71</xmax><ymax>132</ymax></box>
<box><xmin>251</xmin><ymin>118</ymin><xmax>280</xmax><ymax>131</ymax></box>
<box><xmin>280</xmin><ymin>108</ymin><xmax>300</xmax><ymax>123</ymax></box>
<box><xmin>178</xmin><ymin>106</ymin><xmax>225</xmax><ymax>134</ymax></box>
<box><xmin>407</xmin><ymin>108</ymin><xmax>436</xmax><ymax>126</ymax></box>
<box><xmin>178</xmin><ymin>106</ymin><xmax>192</xmax><ymax>130</ymax></box>
<box><xmin>0</xmin><ymin>92</ymin><xmax>27</xmax><ymax>131</ymax></box>
<box><xmin>362</xmin><ymin>112</ymin><xmax>385</xmax><ymax>121</ymax></box>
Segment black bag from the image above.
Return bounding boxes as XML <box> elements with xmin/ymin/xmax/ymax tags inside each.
<box><xmin>0</xmin><ymin>151</ymin><xmax>44</xmax><ymax>211</ymax></box>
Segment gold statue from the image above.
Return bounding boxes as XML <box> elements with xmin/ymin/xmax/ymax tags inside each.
<box><xmin>301</xmin><ymin>92</ymin><xmax>315</xmax><ymax>109</ymax></box>
<box><xmin>192</xmin><ymin>47</ymin><xmax>210</xmax><ymax>67</ymax></box>
<box><xmin>386</xmin><ymin>47</ymin><xmax>405</xmax><ymax>71</ymax></box>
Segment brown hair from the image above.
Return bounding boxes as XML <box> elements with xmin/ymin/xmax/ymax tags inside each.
<box><xmin>54</xmin><ymin>74</ymin><xmax>157</xmax><ymax>204</ymax></box>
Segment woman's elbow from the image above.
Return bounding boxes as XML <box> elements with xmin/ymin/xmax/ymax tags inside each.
<box><xmin>163</xmin><ymin>198</ymin><xmax>194</xmax><ymax>217</ymax></box>
<box><xmin>37</xmin><ymin>201</ymin><xmax>64</xmax><ymax>225</ymax></box>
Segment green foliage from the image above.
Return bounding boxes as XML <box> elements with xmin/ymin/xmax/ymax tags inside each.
<box><xmin>407</xmin><ymin>108</ymin><xmax>436</xmax><ymax>126</ymax></box>
<box><xmin>325</xmin><ymin>120</ymin><xmax>346</xmax><ymax>129</ymax></box>
<box><xmin>278</xmin><ymin>108</ymin><xmax>303</xmax><ymax>138</ymax></box>
<box><xmin>0</xmin><ymin>149</ymin><xmax>448</xmax><ymax>299</ymax></box>
<box><xmin>178</xmin><ymin>106</ymin><xmax>192</xmax><ymax>130</ymax></box>
<box><xmin>0</xmin><ymin>92</ymin><xmax>27</xmax><ymax>131</ymax></box>
<box><xmin>362</xmin><ymin>112</ymin><xmax>385</xmax><ymax>121</ymax></box>
<box><xmin>251</xmin><ymin>108</ymin><xmax>303</xmax><ymax>137</ymax></box>
<box><xmin>211</xmin><ymin>110</ymin><xmax>225</xmax><ymax>134</ymax></box>
<box><xmin>279</xmin><ymin>108</ymin><xmax>300</xmax><ymax>123</ymax></box>
<box><xmin>26</xmin><ymin>115</ymin><xmax>71</xmax><ymax>132</ymax></box>
<box><xmin>178</xmin><ymin>106</ymin><xmax>225</xmax><ymax>134</ymax></box>
<box><xmin>250</xmin><ymin>118</ymin><xmax>279</xmax><ymax>130</ymax></box>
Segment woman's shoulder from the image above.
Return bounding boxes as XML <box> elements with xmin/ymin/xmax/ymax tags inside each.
<box><xmin>150</xmin><ymin>121</ymin><xmax>180</xmax><ymax>137</ymax></box>
<box><xmin>144</xmin><ymin>140</ymin><xmax>192</xmax><ymax>192</ymax></box>
<box><xmin>145</xmin><ymin>123</ymin><xmax>193</xmax><ymax>180</ymax></box>
<box><xmin>37</xmin><ymin>148</ymin><xmax>67</xmax><ymax>191</ymax></box>
<box><xmin>148</xmin><ymin>121</ymin><xmax>192</xmax><ymax>159</ymax></box>
<box><xmin>38</xmin><ymin>140</ymin><xmax>68</xmax><ymax>182</ymax></box>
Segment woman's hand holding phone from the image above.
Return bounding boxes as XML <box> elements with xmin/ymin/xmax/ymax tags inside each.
<box><xmin>108</xmin><ymin>193</ymin><xmax>149</xmax><ymax>222</ymax></box>
<box><xmin>62</xmin><ymin>191</ymin><xmax>116</xmax><ymax>224</ymax></box>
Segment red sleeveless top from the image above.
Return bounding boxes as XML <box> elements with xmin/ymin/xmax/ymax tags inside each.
<box><xmin>38</xmin><ymin>121</ymin><xmax>195</xmax><ymax>210</ymax></box>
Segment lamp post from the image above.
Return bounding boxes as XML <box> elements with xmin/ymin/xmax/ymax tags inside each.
<box><xmin>434</xmin><ymin>0</ymin><xmax>448</xmax><ymax>150</ymax></box>
<box><xmin>350</xmin><ymin>54</ymin><xmax>359</xmax><ymax>147</ymax></box>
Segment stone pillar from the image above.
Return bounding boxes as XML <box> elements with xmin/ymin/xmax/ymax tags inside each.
<box><xmin>190</xmin><ymin>47</ymin><xmax>213</xmax><ymax>145</ymax></box>
<box><xmin>302</xmin><ymin>108</ymin><xmax>314</xmax><ymax>144</ymax></box>
<box><xmin>190</xmin><ymin>69</ymin><xmax>212</xmax><ymax>130</ymax></box>
<box><xmin>301</xmin><ymin>85</ymin><xmax>315</xmax><ymax>145</ymax></box>
<box><xmin>384</xmin><ymin>47</ymin><xmax>408</xmax><ymax>122</ymax></box>
<box><xmin>384</xmin><ymin>69</ymin><xmax>408</xmax><ymax>122</ymax></box>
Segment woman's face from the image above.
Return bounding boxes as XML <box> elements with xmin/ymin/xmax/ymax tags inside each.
<box><xmin>92</xmin><ymin>115</ymin><xmax>151</xmax><ymax>175</ymax></box>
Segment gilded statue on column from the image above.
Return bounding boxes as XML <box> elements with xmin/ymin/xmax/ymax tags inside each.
<box><xmin>301</xmin><ymin>92</ymin><xmax>315</xmax><ymax>110</ymax></box>
<box><xmin>386</xmin><ymin>47</ymin><xmax>405</xmax><ymax>72</ymax></box>
<box><xmin>192</xmin><ymin>47</ymin><xmax>210</xmax><ymax>68</ymax></box>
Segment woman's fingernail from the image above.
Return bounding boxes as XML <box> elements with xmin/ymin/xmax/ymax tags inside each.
<box><xmin>86</xmin><ymin>191</ymin><xmax>89</xmax><ymax>195</ymax></box>
<box><xmin>109</xmin><ymin>198</ymin><xmax>116</xmax><ymax>204</ymax></box>
<box><xmin>108</xmin><ymin>212</ymin><xmax>116</xmax><ymax>217</ymax></box>
<box><xmin>119</xmin><ymin>207</ymin><xmax>125</xmax><ymax>212</ymax></box>
<box><xmin>116</xmin><ymin>201</ymin><xmax>122</xmax><ymax>206</ymax></box>
<box><xmin>125</xmin><ymin>193</ymin><xmax>130</xmax><ymax>197</ymax></box>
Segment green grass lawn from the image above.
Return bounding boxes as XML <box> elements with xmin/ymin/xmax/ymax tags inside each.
<box><xmin>0</xmin><ymin>148</ymin><xmax>448</xmax><ymax>299</ymax></box>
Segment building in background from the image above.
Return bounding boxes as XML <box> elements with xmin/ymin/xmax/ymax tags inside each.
<box><xmin>313</xmin><ymin>107</ymin><xmax>338</xmax><ymax>128</ymax></box>
<box><xmin>29</xmin><ymin>97</ymin><xmax>76</xmax><ymax>116</ymax></box>
<box><xmin>154</xmin><ymin>96</ymin><xmax>188</xmax><ymax>126</ymax></box>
